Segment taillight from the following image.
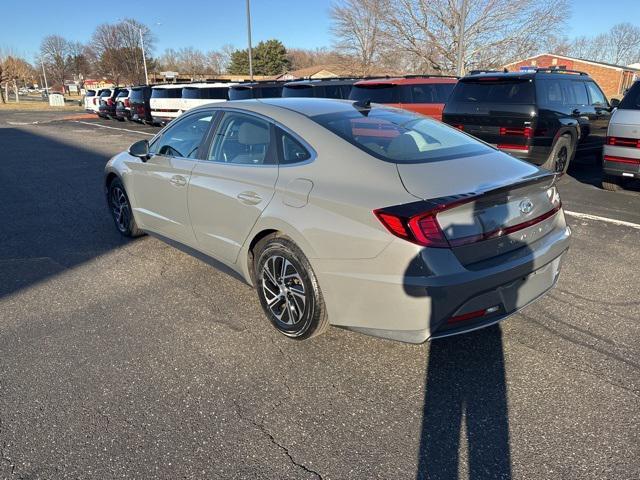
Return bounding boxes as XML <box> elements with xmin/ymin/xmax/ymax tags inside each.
<box><xmin>607</xmin><ymin>136</ymin><xmax>640</xmax><ymax>148</ymax></box>
<box><xmin>604</xmin><ymin>155</ymin><xmax>640</xmax><ymax>165</ymax></box>
<box><xmin>93</xmin><ymin>98</ymin><xmax>98</xmax><ymax>105</ymax></box>
<box><xmin>137</xmin><ymin>105</ymin><xmax>145</xmax><ymax>114</ymax></box>
<box><xmin>453</xmin><ymin>124</ymin><xmax>464</xmax><ymax>131</ymax></box>
<box><xmin>374</xmin><ymin>210</ymin><xmax>449</xmax><ymax>248</ymax></box>
<box><xmin>499</xmin><ymin>126</ymin><xmax>532</xmax><ymax>137</ymax></box>
<box><xmin>107</xmin><ymin>98</ymin><xmax>114</xmax><ymax>106</ymax></box>
<box><xmin>497</xmin><ymin>144</ymin><xmax>528</xmax><ymax>151</ymax></box>
<box><xmin>124</xmin><ymin>98</ymin><xmax>130</xmax><ymax>107</ymax></box>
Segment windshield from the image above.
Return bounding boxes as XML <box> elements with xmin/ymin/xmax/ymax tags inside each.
<box><xmin>152</xmin><ymin>88</ymin><xmax>182</xmax><ymax>99</ymax></box>
<box><xmin>129</xmin><ymin>88</ymin><xmax>146</xmax><ymax>102</ymax></box>
<box><xmin>451</xmin><ymin>78</ymin><xmax>535</xmax><ymax>104</ymax></box>
<box><xmin>99</xmin><ymin>89</ymin><xmax>112</xmax><ymax>97</ymax></box>
<box><xmin>619</xmin><ymin>81</ymin><xmax>640</xmax><ymax>110</ymax></box>
<box><xmin>312</xmin><ymin>107</ymin><xmax>493</xmax><ymax>163</ymax></box>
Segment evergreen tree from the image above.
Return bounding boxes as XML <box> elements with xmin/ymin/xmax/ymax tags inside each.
<box><xmin>227</xmin><ymin>40</ymin><xmax>290</xmax><ymax>75</ymax></box>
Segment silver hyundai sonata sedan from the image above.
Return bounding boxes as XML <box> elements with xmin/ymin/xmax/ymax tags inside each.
<box><xmin>105</xmin><ymin>98</ymin><xmax>571</xmax><ymax>343</ymax></box>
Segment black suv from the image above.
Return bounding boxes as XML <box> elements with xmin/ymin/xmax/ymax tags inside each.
<box><xmin>128</xmin><ymin>85</ymin><xmax>153</xmax><ymax>124</ymax></box>
<box><xmin>229</xmin><ymin>82</ymin><xmax>284</xmax><ymax>100</ymax></box>
<box><xmin>281</xmin><ymin>78</ymin><xmax>356</xmax><ymax>100</ymax></box>
<box><xmin>442</xmin><ymin>69</ymin><xmax>613</xmax><ymax>173</ymax></box>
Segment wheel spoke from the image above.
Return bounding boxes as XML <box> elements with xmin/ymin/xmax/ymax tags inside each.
<box><xmin>261</xmin><ymin>254</ymin><xmax>308</xmax><ymax>327</ymax></box>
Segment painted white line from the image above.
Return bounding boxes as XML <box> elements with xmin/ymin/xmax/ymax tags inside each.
<box><xmin>73</xmin><ymin>120</ymin><xmax>155</xmax><ymax>137</ymax></box>
<box><xmin>565</xmin><ymin>210</ymin><xmax>640</xmax><ymax>230</ymax></box>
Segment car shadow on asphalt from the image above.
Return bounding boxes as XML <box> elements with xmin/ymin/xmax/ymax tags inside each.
<box><xmin>0</xmin><ymin>127</ymin><xmax>135</xmax><ymax>298</ymax></box>
<box><xmin>403</xmin><ymin>191</ymin><xmax>544</xmax><ymax>479</ymax></box>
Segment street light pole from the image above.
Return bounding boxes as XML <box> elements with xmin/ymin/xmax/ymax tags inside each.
<box><xmin>456</xmin><ymin>0</ymin><xmax>468</xmax><ymax>77</ymax></box>
<box><xmin>246</xmin><ymin>0</ymin><xmax>253</xmax><ymax>81</ymax></box>
<box><xmin>40</xmin><ymin>56</ymin><xmax>49</xmax><ymax>95</ymax></box>
<box><xmin>139</xmin><ymin>27</ymin><xmax>149</xmax><ymax>84</ymax></box>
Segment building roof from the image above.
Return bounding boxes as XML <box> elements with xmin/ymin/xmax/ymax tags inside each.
<box><xmin>504</xmin><ymin>53</ymin><xmax>640</xmax><ymax>72</ymax></box>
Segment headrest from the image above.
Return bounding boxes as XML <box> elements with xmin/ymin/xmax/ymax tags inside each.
<box><xmin>238</xmin><ymin>122</ymin><xmax>269</xmax><ymax>145</ymax></box>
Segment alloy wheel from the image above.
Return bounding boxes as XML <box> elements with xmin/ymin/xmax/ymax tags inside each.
<box><xmin>261</xmin><ymin>255</ymin><xmax>307</xmax><ymax>326</ymax></box>
<box><xmin>555</xmin><ymin>146</ymin><xmax>568</xmax><ymax>173</ymax></box>
<box><xmin>110</xmin><ymin>185</ymin><xmax>131</xmax><ymax>233</ymax></box>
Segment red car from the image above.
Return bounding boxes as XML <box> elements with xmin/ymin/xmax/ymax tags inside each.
<box><xmin>349</xmin><ymin>76</ymin><xmax>458</xmax><ymax>121</ymax></box>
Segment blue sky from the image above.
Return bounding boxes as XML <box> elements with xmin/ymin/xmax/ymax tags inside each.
<box><xmin>0</xmin><ymin>0</ymin><xmax>635</xmax><ymax>60</ymax></box>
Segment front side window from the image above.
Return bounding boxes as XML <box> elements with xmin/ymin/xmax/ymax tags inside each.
<box><xmin>585</xmin><ymin>81</ymin><xmax>607</xmax><ymax>106</ymax></box>
<box><xmin>208</xmin><ymin>113</ymin><xmax>273</xmax><ymax>165</ymax></box>
<box><xmin>149</xmin><ymin>112</ymin><xmax>213</xmax><ymax>159</ymax></box>
<box><xmin>312</xmin><ymin>107</ymin><xmax>492</xmax><ymax>163</ymax></box>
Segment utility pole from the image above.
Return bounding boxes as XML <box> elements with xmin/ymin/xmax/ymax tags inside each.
<box><xmin>456</xmin><ymin>0</ymin><xmax>468</xmax><ymax>77</ymax></box>
<box><xmin>139</xmin><ymin>27</ymin><xmax>149</xmax><ymax>84</ymax></box>
<box><xmin>246</xmin><ymin>0</ymin><xmax>253</xmax><ymax>81</ymax></box>
<box><xmin>41</xmin><ymin>56</ymin><xmax>49</xmax><ymax>96</ymax></box>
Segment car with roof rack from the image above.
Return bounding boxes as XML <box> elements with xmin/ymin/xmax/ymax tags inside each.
<box><xmin>602</xmin><ymin>80</ymin><xmax>640</xmax><ymax>191</ymax></box>
<box><xmin>442</xmin><ymin>68</ymin><xmax>613</xmax><ymax>173</ymax></box>
<box><xmin>281</xmin><ymin>78</ymin><xmax>356</xmax><ymax>100</ymax></box>
<box><xmin>150</xmin><ymin>84</ymin><xmax>185</xmax><ymax>125</ymax></box>
<box><xmin>349</xmin><ymin>75</ymin><xmax>458</xmax><ymax>120</ymax></box>
<box><xmin>181</xmin><ymin>82</ymin><xmax>236</xmax><ymax>112</ymax></box>
<box><xmin>229</xmin><ymin>81</ymin><xmax>284</xmax><ymax>100</ymax></box>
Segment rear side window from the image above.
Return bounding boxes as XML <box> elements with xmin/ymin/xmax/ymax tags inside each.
<box><xmin>86</xmin><ymin>90</ymin><xmax>96</xmax><ymax>97</ymax></box>
<box><xmin>536</xmin><ymin>79</ymin><xmax>586</xmax><ymax>106</ymax></box>
<box><xmin>619</xmin><ymin>82</ymin><xmax>640</xmax><ymax>110</ymax></box>
<box><xmin>402</xmin><ymin>83</ymin><xmax>455</xmax><ymax>103</ymax></box>
<box><xmin>278</xmin><ymin>128</ymin><xmax>311</xmax><ymax>164</ymax></box>
<box><xmin>152</xmin><ymin>88</ymin><xmax>182</xmax><ymax>99</ymax></box>
<box><xmin>349</xmin><ymin>84</ymin><xmax>399</xmax><ymax>103</ymax></box>
<box><xmin>569</xmin><ymin>82</ymin><xmax>589</xmax><ymax>105</ymax></box>
<box><xmin>182</xmin><ymin>87</ymin><xmax>228</xmax><ymax>100</ymax></box>
<box><xmin>312</xmin><ymin>107</ymin><xmax>492</xmax><ymax>163</ymax></box>
<box><xmin>282</xmin><ymin>85</ymin><xmax>314</xmax><ymax>98</ymax></box>
<box><xmin>100</xmin><ymin>89</ymin><xmax>112</xmax><ymax>97</ymax></box>
<box><xmin>208</xmin><ymin>113</ymin><xmax>274</xmax><ymax>165</ymax></box>
<box><xmin>451</xmin><ymin>79</ymin><xmax>535</xmax><ymax>104</ymax></box>
<box><xmin>585</xmin><ymin>81</ymin><xmax>607</xmax><ymax>106</ymax></box>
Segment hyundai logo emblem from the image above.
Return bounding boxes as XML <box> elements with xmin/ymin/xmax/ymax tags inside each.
<box><xmin>519</xmin><ymin>199</ymin><xmax>534</xmax><ymax>215</ymax></box>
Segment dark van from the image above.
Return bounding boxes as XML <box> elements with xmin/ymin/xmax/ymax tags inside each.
<box><xmin>129</xmin><ymin>85</ymin><xmax>153</xmax><ymax>124</ymax></box>
<box><xmin>442</xmin><ymin>69</ymin><xmax>613</xmax><ymax>173</ymax></box>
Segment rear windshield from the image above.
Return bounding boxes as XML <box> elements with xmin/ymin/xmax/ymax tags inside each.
<box><xmin>85</xmin><ymin>90</ymin><xmax>96</xmax><ymax>97</ymax></box>
<box><xmin>282</xmin><ymin>85</ymin><xmax>314</xmax><ymax>98</ymax></box>
<box><xmin>116</xmin><ymin>90</ymin><xmax>128</xmax><ymax>98</ymax></box>
<box><xmin>312</xmin><ymin>107</ymin><xmax>492</xmax><ymax>163</ymax></box>
<box><xmin>619</xmin><ymin>81</ymin><xmax>640</xmax><ymax>110</ymax></box>
<box><xmin>229</xmin><ymin>87</ymin><xmax>253</xmax><ymax>100</ymax></box>
<box><xmin>451</xmin><ymin>78</ymin><xmax>535</xmax><ymax>104</ymax></box>
<box><xmin>350</xmin><ymin>85</ymin><xmax>399</xmax><ymax>103</ymax></box>
<box><xmin>152</xmin><ymin>88</ymin><xmax>182</xmax><ymax>99</ymax></box>
<box><xmin>99</xmin><ymin>89</ymin><xmax>112</xmax><ymax>97</ymax></box>
<box><xmin>230</xmin><ymin>85</ymin><xmax>283</xmax><ymax>100</ymax></box>
<box><xmin>316</xmin><ymin>84</ymin><xmax>352</xmax><ymax>99</ymax></box>
<box><xmin>182</xmin><ymin>87</ymin><xmax>228</xmax><ymax>100</ymax></box>
<box><xmin>129</xmin><ymin>87</ymin><xmax>146</xmax><ymax>102</ymax></box>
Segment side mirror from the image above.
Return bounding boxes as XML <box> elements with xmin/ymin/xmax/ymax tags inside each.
<box><xmin>610</xmin><ymin>98</ymin><xmax>620</xmax><ymax>108</ymax></box>
<box><xmin>128</xmin><ymin>139</ymin><xmax>150</xmax><ymax>161</ymax></box>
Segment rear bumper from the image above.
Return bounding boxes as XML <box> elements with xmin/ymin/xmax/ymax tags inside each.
<box><xmin>314</xmin><ymin>213</ymin><xmax>571</xmax><ymax>343</ymax></box>
<box><xmin>603</xmin><ymin>145</ymin><xmax>640</xmax><ymax>178</ymax></box>
<box><xmin>492</xmin><ymin>144</ymin><xmax>550</xmax><ymax>166</ymax></box>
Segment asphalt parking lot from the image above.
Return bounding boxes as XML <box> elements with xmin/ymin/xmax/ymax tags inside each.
<box><xmin>0</xmin><ymin>109</ymin><xmax>638</xmax><ymax>480</ymax></box>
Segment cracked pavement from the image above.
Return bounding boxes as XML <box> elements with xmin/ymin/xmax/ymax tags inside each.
<box><xmin>0</xmin><ymin>110</ymin><xmax>639</xmax><ymax>479</ymax></box>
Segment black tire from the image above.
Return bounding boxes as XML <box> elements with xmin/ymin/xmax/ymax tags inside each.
<box><xmin>254</xmin><ymin>235</ymin><xmax>328</xmax><ymax>340</ymax></box>
<box><xmin>542</xmin><ymin>135</ymin><xmax>573</xmax><ymax>174</ymax></box>
<box><xmin>107</xmin><ymin>178</ymin><xmax>144</xmax><ymax>237</ymax></box>
<box><xmin>602</xmin><ymin>173</ymin><xmax>625</xmax><ymax>191</ymax></box>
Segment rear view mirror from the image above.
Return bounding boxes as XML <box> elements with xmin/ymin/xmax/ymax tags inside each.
<box><xmin>610</xmin><ymin>98</ymin><xmax>620</xmax><ymax>108</ymax></box>
<box><xmin>128</xmin><ymin>139</ymin><xmax>150</xmax><ymax>161</ymax></box>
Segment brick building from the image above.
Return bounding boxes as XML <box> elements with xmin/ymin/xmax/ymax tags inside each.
<box><xmin>503</xmin><ymin>53</ymin><xmax>639</xmax><ymax>98</ymax></box>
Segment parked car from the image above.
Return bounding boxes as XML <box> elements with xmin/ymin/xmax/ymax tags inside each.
<box><xmin>88</xmin><ymin>88</ymin><xmax>107</xmax><ymax>114</ymax></box>
<box><xmin>442</xmin><ymin>69</ymin><xmax>613</xmax><ymax>173</ymax></box>
<box><xmin>602</xmin><ymin>80</ymin><xmax>640</xmax><ymax>191</ymax></box>
<box><xmin>349</xmin><ymin>76</ymin><xmax>458</xmax><ymax>120</ymax></box>
<box><xmin>128</xmin><ymin>85</ymin><xmax>153</xmax><ymax>124</ymax></box>
<box><xmin>99</xmin><ymin>88</ymin><xmax>127</xmax><ymax>119</ymax></box>
<box><xmin>84</xmin><ymin>89</ymin><xmax>98</xmax><ymax>112</ymax></box>
<box><xmin>229</xmin><ymin>81</ymin><xmax>284</xmax><ymax>100</ymax></box>
<box><xmin>281</xmin><ymin>78</ymin><xmax>356</xmax><ymax>99</ymax></box>
<box><xmin>104</xmin><ymin>98</ymin><xmax>570</xmax><ymax>343</ymax></box>
<box><xmin>181</xmin><ymin>82</ymin><xmax>235</xmax><ymax>111</ymax></box>
<box><xmin>150</xmin><ymin>84</ymin><xmax>184</xmax><ymax>125</ymax></box>
<box><xmin>114</xmin><ymin>89</ymin><xmax>131</xmax><ymax>121</ymax></box>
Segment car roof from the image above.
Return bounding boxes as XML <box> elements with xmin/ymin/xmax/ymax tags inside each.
<box><xmin>283</xmin><ymin>79</ymin><xmax>358</xmax><ymax>88</ymax></box>
<box><xmin>462</xmin><ymin>70</ymin><xmax>590</xmax><ymax>81</ymax></box>
<box><xmin>231</xmin><ymin>82</ymin><xmax>284</xmax><ymax>89</ymax></box>
<box><xmin>183</xmin><ymin>82</ymin><xmax>236</xmax><ymax>89</ymax></box>
<box><xmin>354</xmin><ymin>76</ymin><xmax>458</xmax><ymax>86</ymax></box>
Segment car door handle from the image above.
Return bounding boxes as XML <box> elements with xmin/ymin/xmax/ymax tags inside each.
<box><xmin>237</xmin><ymin>191</ymin><xmax>262</xmax><ymax>205</ymax></box>
<box><xmin>170</xmin><ymin>175</ymin><xmax>187</xmax><ymax>187</ymax></box>
<box><xmin>571</xmin><ymin>109</ymin><xmax>581</xmax><ymax>116</ymax></box>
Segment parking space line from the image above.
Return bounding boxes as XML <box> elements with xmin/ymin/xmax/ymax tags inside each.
<box><xmin>73</xmin><ymin>120</ymin><xmax>156</xmax><ymax>137</ymax></box>
<box><xmin>565</xmin><ymin>211</ymin><xmax>640</xmax><ymax>230</ymax></box>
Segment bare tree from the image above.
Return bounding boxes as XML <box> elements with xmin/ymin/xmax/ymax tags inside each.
<box><xmin>606</xmin><ymin>23</ymin><xmax>640</xmax><ymax>65</ymax></box>
<box><xmin>373</xmin><ymin>0</ymin><xmax>568</xmax><ymax>74</ymax></box>
<box><xmin>0</xmin><ymin>50</ymin><xmax>35</xmax><ymax>103</ymax></box>
<box><xmin>40</xmin><ymin>35</ymin><xmax>71</xmax><ymax>87</ymax></box>
<box><xmin>330</xmin><ymin>0</ymin><xmax>387</xmax><ymax>75</ymax></box>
